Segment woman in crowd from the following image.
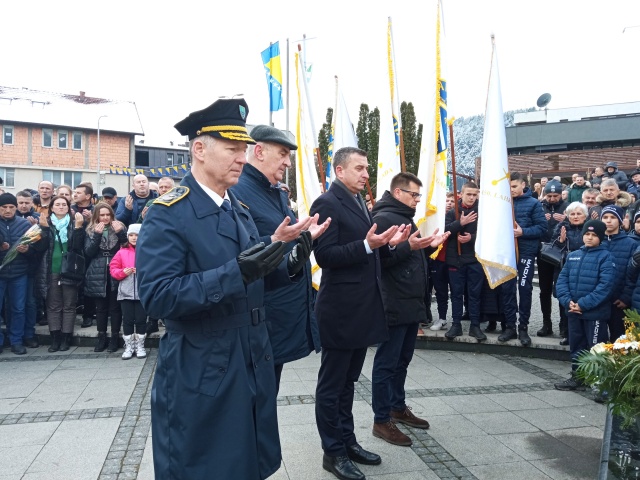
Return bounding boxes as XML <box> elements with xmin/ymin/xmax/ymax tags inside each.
<box><xmin>56</xmin><ymin>185</ymin><xmax>73</xmax><ymax>202</ymax></box>
<box><xmin>36</xmin><ymin>196</ymin><xmax>86</xmax><ymax>352</ymax></box>
<box><xmin>110</xmin><ymin>223</ymin><xmax>147</xmax><ymax>360</ymax></box>
<box><xmin>551</xmin><ymin>201</ymin><xmax>587</xmax><ymax>346</ymax></box>
<box><xmin>84</xmin><ymin>202</ymin><xmax>127</xmax><ymax>352</ymax></box>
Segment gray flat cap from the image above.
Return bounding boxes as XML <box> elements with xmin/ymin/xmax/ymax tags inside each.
<box><xmin>250</xmin><ymin>125</ymin><xmax>297</xmax><ymax>150</ymax></box>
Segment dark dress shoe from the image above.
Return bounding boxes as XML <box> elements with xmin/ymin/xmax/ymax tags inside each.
<box><xmin>347</xmin><ymin>442</ymin><xmax>382</xmax><ymax>464</ymax></box>
<box><xmin>23</xmin><ymin>337</ymin><xmax>39</xmax><ymax>348</ymax></box>
<box><xmin>81</xmin><ymin>317</ymin><xmax>93</xmax><ymax>328</ymax></box>
<box><xmin>559</xmin><ymin>337</ymin><xmax>569</xmax><ymax>346</ymax></box>
<box><xmin>11</xmin><ymin>344</ymin><xmax>27</xmax><ymax>355</ymax></box>
<box><xmin>485</xmin><ymin>320</ymin><xmax>497</xmax><ymax>332</ymax></box>
<box><xmin>322</xmin><ymin>454</ymin><xmax>365</xmax><ymax>480</ymax></box>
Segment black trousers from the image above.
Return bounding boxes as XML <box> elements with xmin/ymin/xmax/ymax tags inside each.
<box><xmin>537</xmin><ymin>256</ymin><xmax>556</xmax><ymax>324</ymax></box>
<box><xmin>95</xmin><ymin>288</ymin><xmax>122</xmax><ymax>334</ymax></box>
<box><xmin>120</xmin><ymin>300</ymin><xmax>147</xmax><ymax>335</ymax></box>
<box><xmin>315</xmin><ymin>347</ymin><xmax>367</xmax><ymax>457</ymax></box>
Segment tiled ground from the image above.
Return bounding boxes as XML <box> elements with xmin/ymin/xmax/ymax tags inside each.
<box><xmin>0</xmin><ymin>342</ymin><xmax>605</xmax><ymax>479</ymax></box>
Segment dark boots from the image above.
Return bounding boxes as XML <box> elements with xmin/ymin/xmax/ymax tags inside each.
<box><xmin>94</xmin><ymin>332</ymin><xmax>108</xmax><ymax>352</ymax></box>
<box><xmin>519</xmin><ymin>327</ymin><xmax>532</xmax><ymax>347</ymax></box>
<box><xmin>107</xmin><ymin>333</ymin><xmax>120</xmax><ymax>353</ymax></box>
<box><xmin>146</xmin><ymin>318</ymin><xmax>160</xmax><ymax>335</ymax></box>
<box><xmin>469</xmin><ymin>325</ymin><xmax>487</xmax><ymax>342</ymax></box>
<box><xmin>59</xmin><ymin>333</ymin><xmax>72</xmax><ymax>352</ymax></box>
<box><xmin>537</xmin><ymin>320</ymin><xmax>553</xmax><ymax>337</ymax></box>
<box><xmin>48</xmin><ymin>331</ymin><xmax>62</xmax><ymax>353</ymax></box>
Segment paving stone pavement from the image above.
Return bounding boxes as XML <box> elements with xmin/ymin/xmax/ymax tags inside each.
<box><xmin>0</xmin><ymin>339</ymin><xmax>606</xmax><ymax>479</ymax></box>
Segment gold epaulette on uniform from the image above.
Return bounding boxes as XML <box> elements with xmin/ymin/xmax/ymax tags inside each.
<box><xmin>154</xmin><ymin>187</ymin><xmax>190</xmax><ymax>206</ymax></box>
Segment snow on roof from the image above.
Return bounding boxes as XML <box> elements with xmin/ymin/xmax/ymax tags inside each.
<box><xmin>0</xmin><ymin>86</ymin><xmax>144</xmax><ymax>135</ymax></box>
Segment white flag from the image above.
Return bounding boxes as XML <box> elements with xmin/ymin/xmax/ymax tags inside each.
<box><xmin>376</xmin><ymin>17</ymin><xmax>403</xmax><ymax>200</ymax></box>
<box><xmin>416</xmin><ymin>0</ymin><xmax>449</xmax><ymax>238</ymax></box>
<box><xmin>294</xmin><ymin>52</ymin><xmax>324</xmax><ymax>289</ymax></box>
<box><xmin>326</xmin><ymin>81</ymin><xmax>358</xmax><ymax>189</ymax></box>
<box><xmin>475</xmin><ymin>39</ymin><xmax>517</xmax><ymax>288</ymax></box>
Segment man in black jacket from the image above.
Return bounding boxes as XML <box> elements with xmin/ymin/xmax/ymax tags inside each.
<box><xmin>310</xmin><ymin>147</ymin><xmax>409</xmax><ymax>480</ymax></box>
<box><xmin>371</xmin><ymin>172</ymin><xmax>449</xmax><ymax>447</ymax></box>
<box><xmin>443</xmin><ymin>182</ymin><xmax>486</xmax><ymax>342</ymax></box>
<box><xmin>537</xmin><ymin>180</ymin><xmax>567</xmax><ymax>336</ymax></box>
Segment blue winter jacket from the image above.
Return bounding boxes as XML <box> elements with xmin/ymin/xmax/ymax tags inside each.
<box><xmin>0</xmin><ymin>215</ymin><xmax>35</xmax><ymax>279</ymax></box>
<box><xmin>624</xmin><ymin>245</ymin><xmax>640</xmax><ymax>310</ymax></box>
<box><xmin>514</xmin><ymin>188</ymin><xmax>547</xmax><ymax>257</ymax></box>
<box><xmin>231</xmin><ymin>163</ymin><xmax>321</xmax><ymax>365</ymax></box>
<box><xmin>602</xmin><ymin>230</ymin><xmax>637</xmax><ymax>298</ymax></box>
<box><xmin>556</xmin><ymin>245</ymin><xmax>615</xmax><ymax>321</ymax></box>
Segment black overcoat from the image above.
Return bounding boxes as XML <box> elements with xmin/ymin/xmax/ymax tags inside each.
<box><xmin>310</xmin><ymin>182</ymin><xmax>389</xmax><ymax>349</ymax></box>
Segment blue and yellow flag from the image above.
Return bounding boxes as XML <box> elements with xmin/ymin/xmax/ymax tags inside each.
<box><xmin>261</xmin><ymin>42</ymin><xmax>284</xmax><ymax>112</ymax></box>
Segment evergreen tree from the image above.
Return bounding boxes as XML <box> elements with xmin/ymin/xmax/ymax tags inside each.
<box><xmin>317</xmin><ymin>107</ymin><xmax>333</xmax><ymax>171</ymax></box>
<box><xmin>367</xmin><ymin>107</ymin><xmax>381</xmax><ymax>193</ymax></box>
<box><xmin>356</xmin><ymin>103</ymin><xmax>370</xmax><ymax>152</ymax></box>
<box><xmin>400</xmin><ymin>101</ymin><xmax>419</xmax><ymax>175</ymax></box>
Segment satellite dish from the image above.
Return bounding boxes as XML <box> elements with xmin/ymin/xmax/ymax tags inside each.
<box><xmin>537</xmin><ymin>93</ymin><xmax>552</xmax><ymax>109</ymax></box>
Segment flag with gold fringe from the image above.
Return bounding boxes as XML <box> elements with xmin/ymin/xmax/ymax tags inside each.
<box><xmin>475</xmin><ymin>37</ymin><xmax>517</xmax><ymax>288</ymax></box>
<box><xmin>376</xmin><ymin>16</ymin><xmax>403</xmax><ymax>199</ymax></box>
<box><xmin>416</xmin><ymin>0</ymin><xmax>449</xmax><ymax>239</ymax></box>
<box><xmin>295</xmin><ymin>50</ymin><xmax>324</xmax><ymax>290</ymax></box>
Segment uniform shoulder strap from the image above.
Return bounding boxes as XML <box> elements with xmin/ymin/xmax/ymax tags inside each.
<box><xmin>154</xmin><ymin>187</ymin><xmax>190</xmax><ymax>206</ymax></box>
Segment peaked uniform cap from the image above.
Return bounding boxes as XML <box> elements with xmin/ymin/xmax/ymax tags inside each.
<box><xmin>174</xmin><ymin>98</ymin><xmax>255</xmax><ymax>143</ymax></box>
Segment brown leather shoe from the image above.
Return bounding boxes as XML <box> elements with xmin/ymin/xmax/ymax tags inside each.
<box><xmin>390</xmin><ymin>406</ymin><xmax>430</xmax><ymax>429</ymax></box>
<box><xmin>372</xmin><ymin>421</ymin><xmax>412</xmax><ymax>446</ymax></box>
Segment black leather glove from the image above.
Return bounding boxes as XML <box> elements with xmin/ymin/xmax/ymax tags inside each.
<box><xmin>237</xmin><ymin>241</ymin><xmax>286</xmax><ymax>285</ymax></box>
<box><xmin>287</xmin><ymin>231</ymin><xmax>313</xmax><ymax>277</ymax></box>
<box><xmin>633</xmin><ymin>249</ymin><xmax>640</xmax><ymax>267</ymax></box>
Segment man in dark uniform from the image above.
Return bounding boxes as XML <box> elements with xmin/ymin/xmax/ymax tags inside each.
<box><xmin>232</xmin><ymin>125</ymin><xmax>331</xmax><ymax>390</ymax></box>
<box><xmin>311</xmin><ymin>147</ymin><xmax>410</xmax><ymax>480</ymax></box>
<box><xmin>137</xmin><ymin>99</ymin><xmax>313</xmax><ymax>480</ymax></box>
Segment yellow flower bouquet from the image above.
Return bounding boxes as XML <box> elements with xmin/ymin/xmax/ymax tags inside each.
<box><xmin>0</xmin><ymin>224</ymin><xmax>42</xmax><ymax>271</ymax></box>
<box><xmin>576</xmin><ymin>309</ymin><xmax>640</xmax><ymax>427</ymax></box>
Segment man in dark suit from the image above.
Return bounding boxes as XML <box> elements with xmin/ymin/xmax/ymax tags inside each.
<box><xmin>311</xmin><ymin>147</ymin><xmax>409</xmax><ymax>480</ymax></box>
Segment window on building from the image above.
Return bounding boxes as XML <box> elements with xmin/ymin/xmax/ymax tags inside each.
<box><xmin>167</xmin><ymin>153</ymin><xmax>174</xmax><ymax>166</ymax></box>
<box><xmin>2</xmin><ymin>125</ymin><xmax>13</xmax><ymax>145</ymax></box>
<box><xmin>42</xmin><ymin>170</ymin><xmax>83</xmax><ymax>188</ymax></box>
<box><xmin>0</xmin><ymin>168</ymin><xmax>15</xmax><ymax>187</ymax></box>
<box><xmin>43</xmin><ymin>129</ymin><xmax>53</xmax><ymax>147</ymax></box>
<box><xmin>72</xmin><ymin>131</ymin><xmax>82</xmax><ymax>150</ymax></box>
<box><xmin>177</xmin><ymin>153</ymin><xmax>184</xmax><ymax>164</ymax></box>
<box><xmin>58</xmin><ymin>130</ymin><xmax>68</xmax><ymax>149</ymax></box>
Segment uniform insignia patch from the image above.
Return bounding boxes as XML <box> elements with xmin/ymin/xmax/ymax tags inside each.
<box><xmin>239</xmin><ymin>105</ymin><xmax>246</xmax><ymax>120</ymax></box>
<box><xmin>154</xmin><ymin>187</ymin><xmax>190</xmax><ymax>206</ymax></box>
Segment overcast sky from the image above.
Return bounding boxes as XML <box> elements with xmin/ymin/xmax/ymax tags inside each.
<box><xmin>3</xmin><ymin>0</ymin><xmax>639</xmax><ymax>143</ymax></box>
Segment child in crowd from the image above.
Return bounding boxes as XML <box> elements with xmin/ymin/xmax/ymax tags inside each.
<box><xmin>554</xmin><ymin>220</ymin><xmax>615</xmax><ymax>391</ymax></box>
<box><xmin>110</xmin><ymin>223</ymin><xmax>147</xmax><ymax>360</ymax></box>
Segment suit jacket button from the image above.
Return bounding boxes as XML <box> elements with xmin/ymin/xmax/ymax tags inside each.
<box><xmin>213</xmin><ymin>294</ymin><xmax>220</xmax><ymax>301</ymax></box>
<box><xmin>265</xmin><ymin>354</ymin><xmax>271</xmax><ymax>361</ymax></box>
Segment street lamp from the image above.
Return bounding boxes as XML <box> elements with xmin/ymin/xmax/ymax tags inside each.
<box><xmin>97</xmin><ymin>115</ymin><xmax>108</xmax><ymax>189</ymax></box>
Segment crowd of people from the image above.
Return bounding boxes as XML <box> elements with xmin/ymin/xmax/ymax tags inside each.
<box><xmin>2</xmin><ymin>97</ymin><xmax>640</xmax><ymax>478</ymax></box>
<box><xmin>0</xmin><ymin>174</ymin><xmax>176</xmax><ymax>358</ymax></box>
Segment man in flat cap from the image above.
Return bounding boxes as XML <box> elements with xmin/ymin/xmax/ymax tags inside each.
<box><xmin>232</xmin><ymin>125</ymin><xmax>330</xmax><ymax>392</ymax></box>
<box><xmin>137</xmin><ymin>99</ymin><xmax>314</xmax><ymax>479</ymax></box>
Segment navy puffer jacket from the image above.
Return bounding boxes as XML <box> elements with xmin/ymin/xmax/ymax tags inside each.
<box><xmin>513</xmin><ymin>188</ymin><xmax>547</xmax><ymax>257</ymax></box>
<box><xmin>602</xmin><ymin>230</ymin><xmax>637</xmax><ymax>298</ymax></box>
<box><xmin>623</xmin><ymin>246</ymin><xmax>640</xmax><ymax>309</ymax></box>
<box><xmin>556</xmin><ymin>245</ymin><xmax>615</xmax><ymax>320</ymax></box>
<box><xmin>0</xmin><ymin>215</ymin><xmax>35</xmax><ymax>279</ymax></box>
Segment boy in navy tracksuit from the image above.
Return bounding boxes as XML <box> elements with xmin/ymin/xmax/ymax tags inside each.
<box><xmin>554</xmin><ymin>220</ymin><xmax>615</xmax><ymax>390</ymax></box>
<box><xmin>600</xmin><ymin>205</ymin><xmax>637</xmax><ymax>341</ymax></box>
